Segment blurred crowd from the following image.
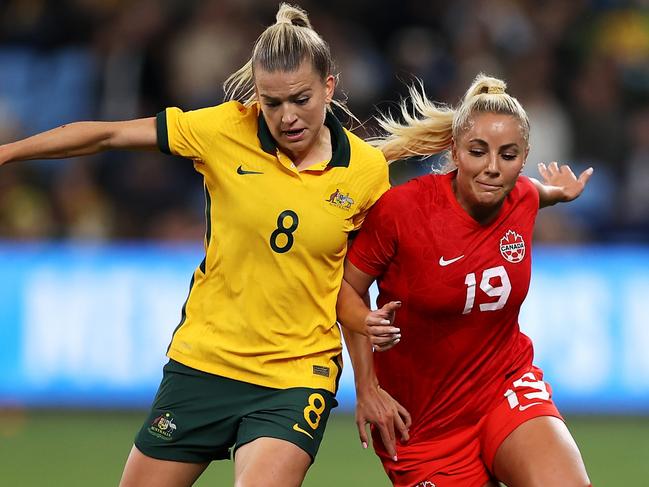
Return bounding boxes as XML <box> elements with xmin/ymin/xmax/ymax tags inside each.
<box><xmin>0</xmin><ymin>0</ymin><xmax>647</xmax><ymax>242</ymax></box>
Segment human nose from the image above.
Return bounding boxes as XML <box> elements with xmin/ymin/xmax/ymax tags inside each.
<box><xmin>485</xmin><ymin>152</ymin><xmax>500</xmax><ymax>174</ymax></box>
<box><xmin>281</xmin><ymin>104</ymin><xmax>298</xmax><ymax>126</ymax></box>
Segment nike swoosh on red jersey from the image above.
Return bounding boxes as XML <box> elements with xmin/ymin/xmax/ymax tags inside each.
<box><xmin>518</xmin><ymin>402</ymin><xmax>543</xmax><ymax>411</ymax></box>
<box><xmin>438</xmin><ymin>255</ymin><xmax>464</xmax><ymax>266</ymax></box>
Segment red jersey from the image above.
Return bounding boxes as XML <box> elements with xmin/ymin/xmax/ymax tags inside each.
<box><xmin>348</xmin><ymin>171</ymin><xmax>539</xmax><ymax>443</ymax></box>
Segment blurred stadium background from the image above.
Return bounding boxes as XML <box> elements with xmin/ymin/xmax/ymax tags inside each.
<box><xmin>0</xmin><ymin>0</ymin><xmax>648</xmax><ymax>485</ymax></box>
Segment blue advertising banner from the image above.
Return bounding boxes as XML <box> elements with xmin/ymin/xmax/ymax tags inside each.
<box><xmin>1</xmin><ymin>243</ymin><xmax>648</xmax><ymax>413</ymax></box>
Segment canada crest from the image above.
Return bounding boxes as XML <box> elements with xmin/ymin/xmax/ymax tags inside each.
<box><xmin>500</xmin><ymin>230</ymin><xmax>525</xmax><ymax>263</ymax></box>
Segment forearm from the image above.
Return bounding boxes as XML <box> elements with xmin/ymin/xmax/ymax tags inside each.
<box><xmin>0</xmin><ymin>122</ymin><xmax>112</xmax><ymax>164</ymax></box>
<box><xmin>0</xmin><ymin>118</ymin><xmax>156</xmax><ymax>166</ymax></box>
<box><xmin>341</xmin><ymin>326</ymin><xmax>379</xmax><ymax>392</ymax></box>
<box><xmin>336</xmin><ymin>278</ymin><xmax>371</xmax><ymax>335</ymax></box>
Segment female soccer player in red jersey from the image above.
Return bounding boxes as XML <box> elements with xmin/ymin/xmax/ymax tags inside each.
<box><xmin>337</xmin><ymin>74</ymin><xmax>593</xmax><ymax>486</ymax></box>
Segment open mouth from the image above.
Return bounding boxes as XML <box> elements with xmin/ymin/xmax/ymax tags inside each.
<box><xmin>283</xmin><ymin>128</ymin><xmax>305</xmax><ymax>140</ymax></box>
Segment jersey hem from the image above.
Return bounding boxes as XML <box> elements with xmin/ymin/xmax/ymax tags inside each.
<box><xmin>166</xmin><ymin>349</ymin><xmax>339</xmax><ymax>394</ymax></box>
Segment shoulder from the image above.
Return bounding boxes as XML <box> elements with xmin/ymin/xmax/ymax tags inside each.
<box><xmin>159</xmin><ymin>101</ymin><xmax>260</xmax><ymax>157</ymax></box>
<box><xmin>376</xmin><ymin>173</ymin><xmax>438</xmax><ymax>210</ymax></box>
<box><xmin>511</xmin><ymin>175</ymin><xmax>540</xmax><ymax>206</ymax></box>
<box><xmin>165</xmin><ymin>101</ymin><xmax>258</xmax><ymax>131</ymax></box>
<box><xmin>165</xmin><ymin>101</ymin><xmax>257</xmax><ymax>129</ymax></box>
<box><xmin>342</xmin><ymin>130</ymin><xmax>390</xmax><ymax>200</ymax></box>
<box><xmin>345</xmin><ymin>130</ymin><xmax>388</xmax><ymax>168</ymax></box>
<box><xmin>392</xmin><ymin>173</ymin><xmax>440</xmax><ymax>200</ymax></box>
<box><xmin>516</xmin><ymin>175</ymin><xmax>536</xmax><ymax>192</ymax></box>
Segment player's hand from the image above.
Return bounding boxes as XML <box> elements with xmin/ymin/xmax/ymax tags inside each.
<box><xmin>355</xmin><ymin>383</ymin><xmax>411</xmax><ymax>461</ymax></box>
<box><xmin>537</xmin><ymin>162</ymin><xmax>593</xmax><ymax>202</ymax></box>
<box><xmin>365</xmin><ymin>301</ymin><xmax>401</xmax><ymax>351</ymax></box>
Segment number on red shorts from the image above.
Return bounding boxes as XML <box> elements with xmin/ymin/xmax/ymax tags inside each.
<box><xmin>504</xmin><ymin>372</ymin><xmax>550</xmax><ymax>410</ymax></box>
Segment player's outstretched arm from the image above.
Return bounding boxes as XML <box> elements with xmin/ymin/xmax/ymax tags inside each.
<box><xmin>531</xmin><ymin>161</ymin><xmax>594</xmax><ymax>208</ymax></box>
<box><xmin>0</xmin><ymin>117</ymin><xmax>157</xmax><ymax>166</ymax></box>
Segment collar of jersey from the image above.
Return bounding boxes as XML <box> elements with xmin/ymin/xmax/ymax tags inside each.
<box><xmin>257</xmin><ymin>109</ymin><xmax>351</xmax><ymax>168</ymax></box>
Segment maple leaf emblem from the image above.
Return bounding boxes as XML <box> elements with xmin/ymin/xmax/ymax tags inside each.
<box><xmin>500</xmin><ymin>230</ymin><xmax>525</xmax><ymax>263</ymax></box>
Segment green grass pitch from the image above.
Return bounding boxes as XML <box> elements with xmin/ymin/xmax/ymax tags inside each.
<box><xmin>0</xmin><ymin>411</ymin><xmax>647</xmax><ymax>486</ymax></box>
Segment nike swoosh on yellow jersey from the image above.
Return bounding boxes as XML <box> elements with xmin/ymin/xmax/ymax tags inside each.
<box><xmin>237</xmin><ymin>165</ymin><xmax>263</xmax><ymax>175</ymax></box>
<box><xmin>292</xmin><ymin>423</ymin><xmax>314</xmax><ymax>439</ymax></box>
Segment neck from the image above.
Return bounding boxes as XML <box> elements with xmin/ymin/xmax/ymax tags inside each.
<box><xmin>451</xmin><ymin>178</ymin><xmax>503</xmax><ymax>225</ymax></box>
<box><xmin>292</xmin><ymin>125</ymin><xmax>332</xmax><ymax>170</ymax></box>
<box><xmin>467</xmin><ymin>204</ymin><xmax>503</xmax><ymax>225</ymax></box>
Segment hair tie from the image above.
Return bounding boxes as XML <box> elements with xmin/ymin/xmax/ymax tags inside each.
<box><xmin>487</xmin><ymin>86</ymin><xmax>505</xmax><ymax>94</ymax></box>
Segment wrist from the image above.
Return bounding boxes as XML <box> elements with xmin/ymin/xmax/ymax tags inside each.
<box><xmin>355</xmin><ymin>377</ymin><xmax>380</xmax><ymax>396</ymax></box>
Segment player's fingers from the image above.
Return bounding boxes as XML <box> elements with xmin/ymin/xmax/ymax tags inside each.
<box><xmin>560</xmin><ymin>164</ymin><xmax>576</xmax><ymax>180</ymax></box>
<box><xmin>548</xmin><ymin>161</ymin><xmax>559</xmax><ymax>173</ymax></box>
<box><xmin>537</xmin><ymin>163</ymin><xmax>549</xmax><ymax>181</ymax></box>
<box><xmin>367</xmin><ymin>324</ymin><xmax>400</xmax><ymax>336</ymax></box>
<box><xmin>356</xmin><ymin>415</ymin><xmax>369</xmax><ymax>449</ymax></box>
<box><xmin>396</xmin><ymin>402</ymin><xmax>412</xmax><ymax>430</ymax></box>
<box><xmin>577</xmin><ymin>167</ymin><xmax>594</xmax><ymax>185</ymax></box>
<box><xmin>377</xmin><ymin>421</ymin><xmax>398</xmax><ymax>461</ymax></box>
<box><xmin>374</xmin><ymin>338</ymin><xmax>400</xmax><ymax>352</ymax></box>
<box><xmin>381</xmin><ymin>300</ymin><xmax>402</xmax><ymax>313</ymax></box>
<box><xmin>371</xmin><ymin>334</ymin><xmax>402</xmax><ymax>346</ymax></box>
<box><xmin>366</xmin><ymin>314</ymin><xmax>399</xmax><ymax>327</ymax></box>
<box><xmin>393</xmin><ymin>408</ymin><xmax>409</xmax><ymax>442</ymax></box>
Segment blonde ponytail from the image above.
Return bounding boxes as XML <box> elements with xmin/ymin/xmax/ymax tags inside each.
<box><xmin>371</xmin><ymin>81</ymin><xmax>454</xmax><ymax>163</ymax></box>
<box><xmin>223</xmin><ymin>3</ymin><xmax>355</xmax><ymax>121</ymax></box>
<box><xmin>374</xmin><ymin>73</ymin><xmax>530</xmax><ymax>167</ymax></box>
<box><xmin>275</xmin><ymin>2</ymin><xmax>311</xmax><ymax>28</ymax></box>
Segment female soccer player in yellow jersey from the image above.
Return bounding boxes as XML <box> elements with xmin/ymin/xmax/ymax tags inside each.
<box><xmin>0</xmin><ymin>4</ymin><xmax>409</xmax><ymax>486</ymax></box>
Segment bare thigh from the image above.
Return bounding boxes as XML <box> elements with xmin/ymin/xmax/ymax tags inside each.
<box><xmin>119</xmin><ymin>445</ymin><xmax>209</xmax><ymax>487</ymax></box>
<box><xmin>234</xmin><ymin>437</ymin><xmax>311</xmax><ymax>487</ymax></box>
<box><xmin>492</xmin><ymin>416</ymin><xmax>590</xmax><ymax>487</ymax></box>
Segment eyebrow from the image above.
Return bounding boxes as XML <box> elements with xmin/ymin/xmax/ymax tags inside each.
<box><xmin>469</xmin><ymin>139</ymin><xmax>521</xmax><ymax>151</ymax></box>
<box><xmin>259</xmin><ymin>89</ymin><xmax>311</xmax><ymax>102</ymax></box>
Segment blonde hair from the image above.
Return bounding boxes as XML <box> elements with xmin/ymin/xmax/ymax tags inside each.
<box><xmin>223</xmin><ymin>3</ymin><xmax>352</xmax><ymax>118</ymax></box>
<box><xmin>374</xmin><ymin>74</ymin><xmax>530</xmax><ymax>167</ymax></box>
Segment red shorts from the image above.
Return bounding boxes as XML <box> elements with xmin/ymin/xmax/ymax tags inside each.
<box><xmin>375</xmin><ymin>366</ymin><xmax>563</xmax><ymax>487</ymax></box>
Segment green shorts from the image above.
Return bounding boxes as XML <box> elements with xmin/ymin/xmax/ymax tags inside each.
<box><xmin>134</xmin><ymin>359</ymin><xmax>338</xmax><ymax>463</ymax></box>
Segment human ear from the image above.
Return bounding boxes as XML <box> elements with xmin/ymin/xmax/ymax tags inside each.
<box><xmin>520</xmin><ymin>145</ymin><xmax>530</xmax><ymax>173</ymax></box>
<box><xmin>324</xmin><ymin>75</ymin><xmax>336</xmax><ymax>104</ymax></box>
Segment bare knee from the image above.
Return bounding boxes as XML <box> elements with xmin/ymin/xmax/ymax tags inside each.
<box><xmin>492</xmin><ymin>417</ymin><xmax>590</xmax><ymax>487</ymax></box>
<box><xmin>234</xmin><ymin>438</ymin><xmax>311</xmax><ymax>487</ymax></box>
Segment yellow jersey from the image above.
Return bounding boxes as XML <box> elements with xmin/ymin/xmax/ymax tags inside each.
<box><xmin>157</xmin><ymin>101</ymin><xmax>389</xmax><ymax>392</ymax></box>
